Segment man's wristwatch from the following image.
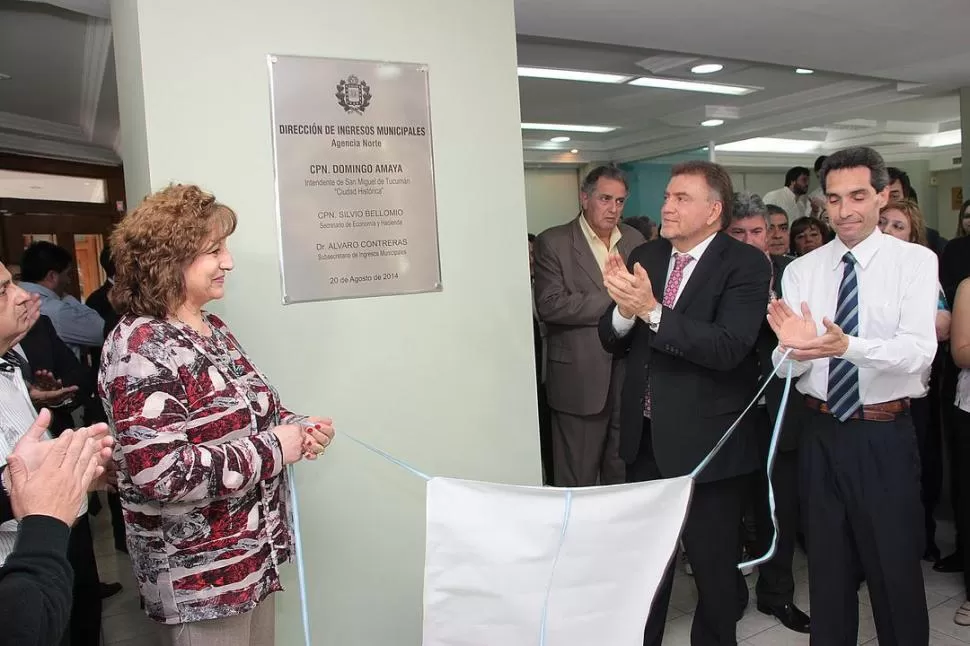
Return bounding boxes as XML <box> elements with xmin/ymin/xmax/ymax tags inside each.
<box><xmin>644</xmin><ymin>302</ymin><xmax>663</xmax><ymax>327</ymax></box>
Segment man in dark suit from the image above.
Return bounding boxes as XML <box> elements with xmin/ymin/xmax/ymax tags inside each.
<box><xmin>598</xmin><ymin>161</ymin><xmax>771</xmax><ymax>646</ymax></box>
<box><xmin>726</xmin><ymin>192</ymin><xmax>810</xmax><ymax>633</ymax></box>
<box><xmin>534</xmin><ymin>165</ymin><xmax>645</xmax><ymax>487</ymax></box>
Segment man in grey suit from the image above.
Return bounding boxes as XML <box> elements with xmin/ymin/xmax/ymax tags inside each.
<box><xmin>533</xmin><ymin>165</ymin><xmax>646</xmax><ymax>486</ymax></box>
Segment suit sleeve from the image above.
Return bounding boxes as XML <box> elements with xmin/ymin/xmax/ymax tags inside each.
<box><xmin>0</xmin><ymin>516</ymin><xmax>74</xmax><ymax>646</ymax></box>
<box><xmin>651</xmin><ymin>248</ymin><xmax>770</xmax><ymax>371</ymax></box>
<box><xmin>45</xmin><ymin>319</ymin><xmax>92</xmax><ymax>402</ymax></box>
<box><xmin>533</xmin><ymin>231</ymin><xmax>612</xmax><ymax>326</ymax></box>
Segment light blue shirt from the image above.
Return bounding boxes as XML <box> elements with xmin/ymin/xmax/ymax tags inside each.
<box><xmin>19</xmin><ymin>282</ymin><xmax>104</xmax><ymax>355</ymax></box>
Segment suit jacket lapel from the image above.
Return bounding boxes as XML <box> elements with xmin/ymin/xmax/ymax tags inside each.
<box><xmin>674</xmin><ymin>233</ymin><xmax>728</xmax><ymax>312</ymax></box>
<box><xmin>571</xmin><ymin>217</ymin><xmax>606</xmax><ymax>292</ymax></box>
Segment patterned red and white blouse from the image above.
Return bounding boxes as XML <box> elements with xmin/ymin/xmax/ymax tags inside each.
<box><xmin>98</xmin><ymin>313</ymin><xmax>306</xmax><ymax>624</ymax></box>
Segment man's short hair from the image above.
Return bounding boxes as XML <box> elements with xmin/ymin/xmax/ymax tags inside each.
<box><xmin>731</xmin><ymin>192</ymin><xmax>768</xmax><ymax>226</ymax></box>
<box><xmin>580</xmin><ymin>164</ymin><xmax>629</xmax><ymax>196</ymax></box>
<box><xmin>19</xmin><ymin>241</ymin><xmax>73</xmax><ymax>283</ymax></box>
<box><xmin>887</xmin><ymin>167</ymin><xmax>915</xmax><ymax>199</ymax></box>
<box><xmin>819</xmin><ymin>147</ymin><xmax>890</xmax><ymax>193</ymax></box>
<box><xmin>785</xmin><ymin>166</ymin><xmax>811</xmax><ymax>186</ymax></box>
<box><xmin>813</xmin><ymin>156</ymin><xmax>828</xmax><ymax>174</ymax></box>
<box><xmin>670</xmin><ymin>160</ymin><xmax>734</xmax><ymax>228</ymax></box>
<box><xmin>766</xmin><ymin>204</ymin><xmax>789</xmax><ymax>222</ymax></box>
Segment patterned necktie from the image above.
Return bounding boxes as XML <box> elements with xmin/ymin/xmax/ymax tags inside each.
<box><xmin>644</xmin><ymin>253</ymin><xmax>695</xmax><ymax>417</ymax></box>
<box><xmin>827</xmin><ymin>252</ymin><xmax>861</xmax><ymax>422</ymax></box>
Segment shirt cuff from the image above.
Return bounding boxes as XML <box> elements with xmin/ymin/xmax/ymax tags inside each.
<box><xmin>611</xmin><ymin>307</ymin><xmax>636</xmax><ymax>337</ymax></box>
<box><xmin>840</xmin><ymin>335</ymin><xmax>867</xmax><ymax>364</ymax></box>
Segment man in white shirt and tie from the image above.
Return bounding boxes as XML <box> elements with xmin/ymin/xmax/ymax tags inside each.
<box><xmin>769</xmin><ymin>146</ymin><xmax>937</xmax><ymax>646</ymax></box>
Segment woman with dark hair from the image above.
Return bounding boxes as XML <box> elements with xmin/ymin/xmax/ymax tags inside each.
<box><xmin>788</xmin><ymin>216</ymin><xmax>827</xmax><ymax>256</ymax></box>
<box><xmin>956</xmin><ymin>199</ymin><xmax>970</xmax><ymax>239</ymax></box>
<box><xmin>99</xmin><ymin>184</ymin><xmax>335</xmax><ymax>645</ymax></box>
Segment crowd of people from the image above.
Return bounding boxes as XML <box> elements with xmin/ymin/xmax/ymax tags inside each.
<box><xmin>531</xmin><ymin>148</ymin><xmax>970</xmax><ymax>645</ymax></box>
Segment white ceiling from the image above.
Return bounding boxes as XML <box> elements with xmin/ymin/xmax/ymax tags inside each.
<box><xmin>515</xmin><ymin>0</ymin><xmax>968</xmax><ymax>164</ymax></box>
<box><xmin>0</xmin><ymin>0</ymin><xmax>964</xmax><ymax>167</ymax></box>
<box><xmin>0</xmin><ymin>0</ymin><xmax>118</xmax><ymax>165</ymax></box>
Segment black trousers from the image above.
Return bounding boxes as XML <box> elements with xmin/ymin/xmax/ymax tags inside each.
<box><xmin>800</xmin><ymin>409</ymin><xmax>928</xmax><ymax>646</ymax></box>
<box><xmin>537</xmin><ymin>384</ymin><xmax>554</xmax><ymax>485</ymax></box>
<box><xmin>953</xmin><ymin>408</ymin><xmax>970</xmax><ymax>595</ymax></box>
<box><xmin>629</xmin><ymin>419</ymin><xmax>749</xmax><ymax>646</ymax></box>
<box><xmin>63</xmin><ymin>516</ymin><xmax>103</xmax><ymax>646</ymax></box>
<box><xmin>911</xmin><ymin>394</ymin><xmax>942</xmax><ymax>553</ymax></box>
<box><xmin>746</xmin><ymin>407</ymin><xmax>799</xmax><ymax>607</ymax></box>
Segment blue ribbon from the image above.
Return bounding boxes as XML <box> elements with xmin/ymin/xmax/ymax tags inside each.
<box><xmin>538</xmin><ymin>490</ymin><xmax>573</xmax><ymax>646</ymax></box>
<box><xmin>288</xmin><ymin>350</ymin><xmax>795</xmax><ymax>644</ymax></box>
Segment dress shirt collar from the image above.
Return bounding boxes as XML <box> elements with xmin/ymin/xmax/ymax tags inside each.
<box><xmin>671</xmin><ymin>231</ymin><xmax>718</xmax><ymax>263</ymax></box>
<box><xmin>578</xmin><ymin>213</ymin><xmax>622</xmax><ymax>250</ymax></box>
<box><xmin>829</xmin><ymin>226</ymin><xmax>884</xmax><ymax>271</ymax></box>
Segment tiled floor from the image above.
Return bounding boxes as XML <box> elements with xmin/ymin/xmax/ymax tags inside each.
<box><xmin>91</xmin><ymin>503</ymin><xmax>970</xmax><ymax>645</ymax></box>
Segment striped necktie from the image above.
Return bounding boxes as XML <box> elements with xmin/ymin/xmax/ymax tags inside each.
<box><xmin>0</xmin><ymin>350</ymin><xmax>30</xmax><ymax>379</ymax></box>
<box><xmin>827</xmin><ymin>252</ymin><xmax>861</xmax><ymax>422</ymax></box>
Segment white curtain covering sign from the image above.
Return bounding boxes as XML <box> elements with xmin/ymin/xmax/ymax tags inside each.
<box><xmin>422</xmin><ymin>476</ymin><xmax>694</xmax><ymax>646</ymax></box>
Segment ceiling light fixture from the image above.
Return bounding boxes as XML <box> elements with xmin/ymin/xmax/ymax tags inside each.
<box><xmin>627</xmin><ymin>76</ymin><xmax>757</xmax><ymax>96</ymax></box>
<box><xmin>795</xmin><ymin>68</ymin><xmax>815</xmax><ymax>75</ymax></box>
<box><xmin>919</xmin><ymin>129</ymin><xmax>961</xmax><ymax>148</ymax></box>
<box><xmin>570</xmin><ymin>149</ymin><xmax>579</xmax><ymax>154</ymax></box>
<box><xmin>701</xmin><ymin>119</ymin><xmax>724</xmax><ymax>127</ymax></box>
<box><xmin>715</xmin><ymin>137</ymin><xmax>822</xmax><ymax>154</ymax></box>
<box><xmin>517</xmin><ymin>66</ymin><xmax>632</xmax><ymax>84</ymax></box>
<box><xmin>691</xmin><ymin>63</ymin><xmax>724</xmax><ymax>75</ymax></box>
<box><xmin>521</xmin><ymin>123</ymin><xmax>617</xmax><ymax>134</ymax></box>
<box><xmin>550</xmin><ymin>136</ymin><xmax>571</xmax><ymax>143</ymax></box>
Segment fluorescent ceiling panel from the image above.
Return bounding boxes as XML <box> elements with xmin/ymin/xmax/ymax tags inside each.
<box><xmin>716</xmin><ymin>138</ymin><xmax>822</xmax><ymax>153</ymax></box>
<box><xmin>517</xmin><ymin>67</ymin><xmax>632</xmax><ymax>84</ymax></box>
<box><xmin>521</xmin><ymin>123</ymin><xmax>617</xmax><ymax>134</ymax></box>
<box><xmin>628</xmin><ymin>76</ymin><xmax>757</xmax><ymax>96</ymax></box>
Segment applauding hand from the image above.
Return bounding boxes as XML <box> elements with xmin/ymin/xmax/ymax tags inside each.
<box><xmin>767</xmin><ymin>300</ymin><xmax>849</xmax><ymax>361</ymax></box>
<box><xmin>603</xmin><ymin>254</ymin><xmax>656</xmax><ymax>319</ymax></box>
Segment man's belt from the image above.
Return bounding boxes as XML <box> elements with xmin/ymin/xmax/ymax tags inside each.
<box><xmin>804</xmin><ymin>396</ymin><xmax>910</xmax><ymax>422</ymax></box>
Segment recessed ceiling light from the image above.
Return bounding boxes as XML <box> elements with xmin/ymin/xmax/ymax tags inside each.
<box><xmin>701</xmin><ymin>119</ymin><xmax>724</xmax><ymax>127</ymax></box>
<box><xmin>521</xmin><ymin>123</ymin><xmax>617</xmax><ymax>134</ymax></box>
<box><xmin>691</xmin><ymin>63</ymin><xmax>724</xmax><ymax>75</ymax></box>
<box><xmin>795</xmin><ymin>68</ymin><xmax>815</xmax><ymax>75</ymax></box>
<box><xmin>0</xmin><ymin>73</ymin><xmax>11</xmax><ymax>81</ymax></box>
<box><xmin>570</xmin><ymin>149</ymin><xmax>579</xmax><ymax>154</ymax></box>
<box><xmin>627</xmin><ymin>76</ymin><xmax>757</xmax><ymax>96</ymax></box>
<box><xmin>550</xmin><ymin>136</ymin><xmax>571</xmax><ymax>143</ymax></box>
<box><xmin>517</xmin><ymin>66</ymin><xmax>632</xmax><ymax>84</ymax></box>
<box><xmin>715</xmin><ymin>137</ymin><xmax>821</xmax><ymax>154</ymax></box>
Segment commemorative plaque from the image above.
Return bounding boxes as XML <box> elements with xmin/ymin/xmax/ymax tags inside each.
<box><xmin>268</xmin><ymin>55</ymin><xmax>442</xmax><ymax>303</ymax></box>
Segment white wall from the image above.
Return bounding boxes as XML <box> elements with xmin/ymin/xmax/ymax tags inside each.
<box><xmin>524</xmin><ymin>167</ymin><xmax>579</xmax><ymax>234</ymax></box>
<box><xmin>110</xmin><ymin>2</ymin><xmax>540</xmax><ymax>645</ymax></box>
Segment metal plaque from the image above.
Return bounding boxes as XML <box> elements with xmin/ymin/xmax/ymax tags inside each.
<box><xmin>267</xmin><ymin>55</ymin><xmax>442</xmax><ymax>303</ymax></box>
